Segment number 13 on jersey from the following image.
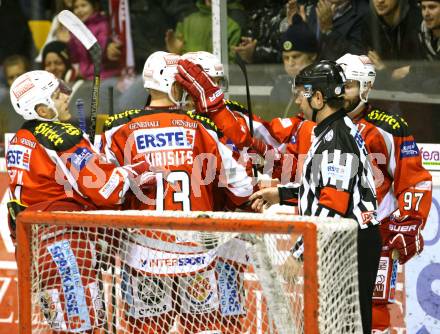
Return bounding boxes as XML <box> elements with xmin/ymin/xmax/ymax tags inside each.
<box><xmin>155</xmin><ymin>171</ymin><xmax>191</xmax><ymax>211</ymax></box>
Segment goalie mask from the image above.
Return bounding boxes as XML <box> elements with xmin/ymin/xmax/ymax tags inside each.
<box><xmin>10</xmin><ymin>70</ymin><xmax>71</xmax><ymax>121</ymax></box>
<box><xmin>181</xmin><ymin>51</ymin><xmax>228</xmax><ymax>91</ymax></box>
<box><xmin>142</xmin><ymin>51</ymin><xmax>183</xmax><ymax>106</ymax></box>
<box><xmin>336</xmin><ymin>54</ymin><xmax>376</xmax><ymax>103</ymax></box>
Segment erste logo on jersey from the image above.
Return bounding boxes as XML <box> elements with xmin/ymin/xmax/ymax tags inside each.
<box><xmin>135</xmin><ymin>127</ymin><xmax>196</xmax><ymax>153</ymax></box>
<box><xmin>7</xmin><ymin>145</ymin><xmax>32</xmax><ymax>171</ymax></box>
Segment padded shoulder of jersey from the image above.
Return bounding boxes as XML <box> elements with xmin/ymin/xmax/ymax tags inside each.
<box><xmin>22</xmin><ymin>120</ymin><xmax>83</xmax><ymax>151</ymax></box>
<box><xmin>186</xmin><ymin>111</ymin><xmax>223</xmax><ymax>138</ymax></box>
<box><xmin>364</xmin><ymin>108</ymin><xmax>410</xmax><ymax>137</ymax></box>
<box><xmin>103</xmin><ymin>109</ymin><xmax>145</xmax><ymax>131</ymax></box>
<box><xmin>225</xmin><ymin>99</ymin><xmax>248</xmax><ymax>115</ymax></box>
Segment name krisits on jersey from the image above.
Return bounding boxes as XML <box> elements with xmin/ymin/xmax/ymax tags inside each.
<box><xmin>145</xmin><ymin>150</ymin><xmax>193</xmax><ymax>167</ymax></box>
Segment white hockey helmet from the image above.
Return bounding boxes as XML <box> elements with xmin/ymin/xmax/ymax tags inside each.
<box><xmin>181</xmin><ymin>51</ymin><xmax>228</xmax><ymax>91</ymax></box>
<box><xmin>142</xmin><ymin>51</ymin><xmax>182</xmax><ymax>104</ymax></box>
<box><xmin>336</xmin><ymin>54</ymin><xmax>376</xmax><ymax>103</ymax></box>
<box><xmin>10</xmin><ymin>70</ymin><xmax>65</xmax><ymax>121</ymax></box>
<box><xmin>181</xmin><ymin>51</ymin><xmax>224</xmax><ymax>78</ymax></box>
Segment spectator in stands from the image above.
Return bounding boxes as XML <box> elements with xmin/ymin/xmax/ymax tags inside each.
<box><xmin>42</xmin><ymin>41</ymin><xmax>80</xmax><ymax>88</ymax></box>
<box><xmin>165</xmin><ymin>0</ymin><xmax>242</xmax><ymax>62</ymax></box>
<box><xmin>130</xmin><ymin>0</ymin><xmax>196</xmax><ymax>74</ymax></box>
<box><xmin>419</xmin><ymin>0</ymin><xmax>440</xmax><ymax>61</ymax></box>
<box><xmin>234</xmin><ymin>0</ymin><xmax>367</xmax><ymax>64</ymax></box>
<box><xmin>35</xmin><ymin>0</ymin><xmax>73</xmax><ymax>64</ymax></box>
<box><xmin>300</xmin><ymin>0</ymin><xmax>369</xmax><ymax>60</ymax></box>
<box><xmin>269</xmin><ymin>16</ymin><xmax>318</xmax><ymax>118</ymax></box>
<box><xmin>2</xmin><ymin>55</ymin><xmax>30</xmax><ymax>88</ymax></box>
<box><xmin>364</xmin><ymin>0</ymin><xmax>423</xmax><ymax>90</ymax></box>
<box><xmin>232</xmin><ymin>0</ymin><xmax>286</xmax><ymax>63</ymax></box>
<box><xmin>68</xmin><ymin>0</ymin><xmax>122</xmax><ymax>80</ymax></box>
<box><xmin>413</xmin><ymin>0</ymin><xmax>440</xmax><ymax>93</ymax></box>
<box><xmin>0</xmin><ymin>55</ymin><xmax>30</xmax><ymax>138</ymax></box>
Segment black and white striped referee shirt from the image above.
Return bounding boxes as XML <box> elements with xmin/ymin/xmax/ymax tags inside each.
<box><xmin>296</xmin><ymin>110</ymin><xmax>379</xmax><ymax>229</ymax></box>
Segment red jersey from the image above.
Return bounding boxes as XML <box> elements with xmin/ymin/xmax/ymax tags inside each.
<box><xmin>209</xmin><ymin>100</ymin><xmax>283</xmax><ymax>150</ymax></box>
<box><xmin>101</xmin><ymin>107</ymin><xmax>254</xmax><ymax>211</ymax></box>
<box><xmin>354</xmin><ymin>106</ymin><xmax>432</xmax><ymax>222</ymax></box>
<box><xmin>7</xmin><ymin>120</ymin><xmax>137</xmax><ymax>208</ymax></box>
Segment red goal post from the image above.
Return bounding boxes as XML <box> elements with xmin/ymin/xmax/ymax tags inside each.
<box><xmin>16</xmin><ymin>210</ymin><xmax>362</xmax><ymax>334</ymax></box>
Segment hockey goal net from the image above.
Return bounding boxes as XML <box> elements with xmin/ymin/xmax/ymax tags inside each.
<box><xmin>16</xmin><ymin>210</ymin><xmax>362</xmax><ymax>334</ymax></box>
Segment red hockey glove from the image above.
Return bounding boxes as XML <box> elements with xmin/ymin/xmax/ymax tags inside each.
<box><xmin>384</xmin><ymin>213</ymin><xmax>424</xmax><ymax>265</ymax></box>
<box><xmin>250</xmin><ymin>137</ymin><xmax>270</xmax><ymax>156</ymax></box>
<box><xmin>176</xmin><ymin>59</ymin><xmax>225</xmax><ymax>113</ymax></box>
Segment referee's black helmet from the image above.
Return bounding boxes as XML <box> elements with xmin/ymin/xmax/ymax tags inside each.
<box><xmin>295</xmin><ymin>60</ymin><xmax>346</xmax><ymax>101</ymax></box>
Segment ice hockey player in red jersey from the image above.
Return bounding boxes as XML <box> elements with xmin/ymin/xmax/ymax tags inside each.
<box><xmin>336</xmin><ymin>54</ymin><xmax>433</xmax><ymax>334</ymax></box>
<box><xmin>7</xmin><ymin>70</ymin><xmax>155</xmax><ymax>333</ymax></box>
<box><xmin>102</xmin><ymin>51</ymin><xmax>254</xmax><ymax>333</ymax></box>
<box><xmin>102</xmin><ymin>51</ymin><xmax>253</xmax><ymax>211</ymax></box>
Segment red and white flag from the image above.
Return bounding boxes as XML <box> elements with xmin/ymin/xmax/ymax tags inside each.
<box><xmin>108</xmin><ymin>0</ymin><xmax>135</xmax><ymax>69</ymax></box>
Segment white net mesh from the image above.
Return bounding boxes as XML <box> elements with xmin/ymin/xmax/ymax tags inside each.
<box><xmin>24</xmin><ymin>210</ymin><xmax>362</xmax><ymax>334</ymax></box>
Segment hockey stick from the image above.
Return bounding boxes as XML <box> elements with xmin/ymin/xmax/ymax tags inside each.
<box><xmin>235</xmin><ymin>53</ymin><xmax>258</xmax><ymax>177</ymax></box>
<box><xmin>58</xmin><ymin>10</ymin><xmax>102</xmax><ymax>144</ymax></box>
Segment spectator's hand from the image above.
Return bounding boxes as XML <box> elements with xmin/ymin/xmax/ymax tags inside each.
<box><xmin>232</xmin><ymin>37</ymin><xmax>257</xmax><ymax>64</ymax></box>
<box><xmin>391</xmin><ymin>65</ymin><xmax>411</xmax><ymax>80</ymax></box>
<box><xmin>287</xmin><ymin>0</ymin><xmax>299</xmax><ymax>25</ymax></box>
<box><xmin>165</xmin><ymin>29</ymin><xmax>184</xmax><ymax>54</ymax></box>
<box><xmin>368</xmin><ymin>50</ymin><xmax>386</xmax><ymax>71</ymax></box>
<box><xmin>106</xmin><ymin>41</ymin><xmax>122</xmax><ymax>62</ymax></box>
<box><xmin>316</xmin><ymin>0</ymin><xmax>335</xmax><ymax>33</ymax></box>
<box><xmin>249</xmin><ymin>187</ymin><xmax>280</xmax><ymax>212</ymax></box>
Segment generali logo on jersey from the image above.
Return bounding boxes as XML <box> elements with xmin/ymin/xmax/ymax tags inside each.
<box><xmin>12</xmin><ymin>76</ymin><xmax>35</xmax><ymax>99</ymax></box>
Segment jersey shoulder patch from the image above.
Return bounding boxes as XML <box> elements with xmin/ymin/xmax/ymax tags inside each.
<box><xmin>225</xmin><ymin>99</ymin><xmax>248</xmax><ymax>115</ymax></box>
<box><xmin>104</xmin><ymin>109</ymin><xmax>145</xmax><ymax>130</ymax></box>
<box><xmin>365</xmin><ymin>108</ymin><xmax>410</xmax><ymax>137</ymax></box>
<box><xmin>22</xmin><ymin>120</ymin><xmax>83</xmax><ymax>151</ymax></box>
<box><xmin>186</xmin><ymin>111</ymin><xmax>223</xmax><ymax>138</ymax></box>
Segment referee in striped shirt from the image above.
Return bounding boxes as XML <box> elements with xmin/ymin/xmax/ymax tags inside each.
<box><xmin>251</xmin><ymin>60</ymin><xmax>382</xmax><ymax>333</ymax></box>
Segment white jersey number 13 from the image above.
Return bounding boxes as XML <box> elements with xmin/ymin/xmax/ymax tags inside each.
<box><xmin>155</xmin><ymin>171</ymin><xmax>191</xmax><ymax>211</ymax></box>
